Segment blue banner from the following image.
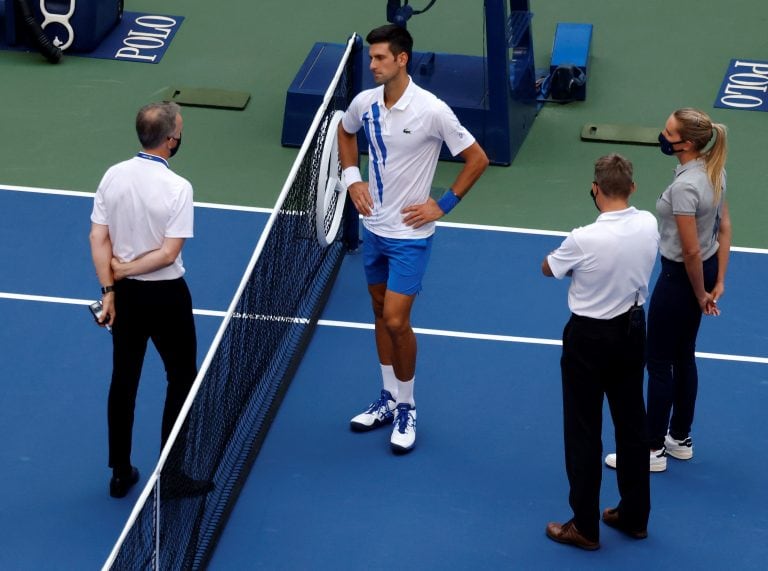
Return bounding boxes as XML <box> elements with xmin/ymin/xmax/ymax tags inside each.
<box><xmin>89</xmin><ymin>12</ymin><xmax>184</xmax><ymax>64</ymax></box>
<box><xmin>714</xmin><ymin>59</ymin><xmax>768</xmax><ymax>112</ymax></box>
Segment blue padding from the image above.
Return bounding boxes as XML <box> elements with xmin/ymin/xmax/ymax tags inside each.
<box><xmin>281</xmin><ymin>42</ymin><xmax>346</xmax><ymax>147</ymax></box>
<box><xmin>551</xmin><ymin>23</ymin><xmax>592</xmax><ymax>68</ymax></box>
<box><xmin>550</xmin><ymin>22</ymin><xmax>593</xmax><ymax>100</ymax></box>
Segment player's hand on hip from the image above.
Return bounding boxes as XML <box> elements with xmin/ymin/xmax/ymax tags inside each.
<box><xmin>348</xmin><ymin>182</ymin><xmax>373</xmax><ymax>217</ymax></box>
<box><xmin>402</xmin><ymin>199</ymin><xmax>443</xmax><ymax>228</ymax></box>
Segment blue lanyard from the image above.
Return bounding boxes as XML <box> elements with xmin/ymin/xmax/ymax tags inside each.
<box><xmin>136</xmin><ymin>152</ymin><xmax>169</xmax><ymax>168</ymax></box>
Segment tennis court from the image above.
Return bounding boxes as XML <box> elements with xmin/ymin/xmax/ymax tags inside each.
<box><xmin>1</xmin><ymin>187</ymin><xmax>766</xmax><ymax>569</ymax></box>
<box><xmin>209</xmin><ymin>223</ymin><xmax>768</xmax><ymax>570</ymax></box>
<box><xmin>2</xmin><ymin>0</ymin><xmax>768</xmax><ymax>569</ymax></box>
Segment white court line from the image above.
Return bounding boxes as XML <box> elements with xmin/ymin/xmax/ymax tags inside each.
<box><xmin>435</xmin><ymin>221</ymin><xmax>765</xmax><ymax>253</ymax></box>
<box><xmin>317</xmin><ymin>318</ymin><xmax>563</xmax><ymax>346</ymax></box>
<box><xmin>0</xmin><ymin>291</ymin><xmax>224</xmax><ymax>317</ymax></box>
<box><xmin>731</xmin><ymin>246</ymin><xmax>768</xmax><ymax>254</ymax></box>
<box><xmin>2</xmin><ymin>291</ymin><xmax>765</xmax><ymax>365</ymax></box>
<box><xmin>316</xmin><ymin>319</ymin><xmax>768</xmax><ymax>364</ymax></box>
<box><xmin>0</xmin><ymin>183</ymin><xmax>270</xmax><ymax>213</ymax></box>
<box><xmin>2</xmin><ymin>184</ymin><xmax>767</xmax><ymax>363</ymax></box>
<box><xmin>2</xmin><ymin>183</ymin><xmax>767</xmax><ymax>252</ymax></box>
<box><xmin>437</xmin><ymin>220</ymin><xmax>569</xmax><ymax>237</ymax></box>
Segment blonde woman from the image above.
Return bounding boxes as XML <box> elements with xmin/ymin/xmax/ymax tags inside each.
<box><xmin>606</xmin><ymin>108</ymin><xmax>731</xmax><ymax>473</ymax></box>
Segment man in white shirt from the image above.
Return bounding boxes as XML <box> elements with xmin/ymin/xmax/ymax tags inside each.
<box><xmin>338</xmin><ymin>24</ymin><xmax>488</xmax><ymax>453</ymax></box>
<box><xmin>90</xmin><ymin>102</ymin><xmax>197</xmax><ymax>498</ymax></box>
<box><xmin>542</xmin><ymin>154</ymin><xmax>659</xmax><ymax>549</ymax></box>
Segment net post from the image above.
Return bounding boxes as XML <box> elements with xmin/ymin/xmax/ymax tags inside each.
<box><xmin>349</xmin><ymin>33</ymin><xmax>364</xmax><ymax>101</ymax></box>
<box><xmin>342</xmin><ymin>33</ymin><xmax>364</xmax><ymax>253</ymax></box>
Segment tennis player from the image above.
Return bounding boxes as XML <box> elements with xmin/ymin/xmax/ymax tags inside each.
<box><xmin>338</xmin><ymin>24</ymin><xmax>488</xmax><ymax>453</ymax></box>
<box><xmin>542</xmin><ymin>154</ymin><xmax>659</xmax><ymax>549</ymax></box>
<box><xmin>90</xmin><ymin>102</ymin><xmax>197</xmax><ymax>498</ymax></box>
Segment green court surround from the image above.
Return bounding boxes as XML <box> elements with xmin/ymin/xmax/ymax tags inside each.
<box><xmin>0</xmin><ymin>0</ymin><xmax>765</xmax><ymax>245</ymax></box>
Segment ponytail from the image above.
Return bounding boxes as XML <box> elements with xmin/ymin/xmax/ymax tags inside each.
<box><xmin>704</xmin><ymin>123</ymin><xmax>727</xmax><ymax>204</ymax></box>
<box><xmin>673</xmin><ymin>108</ymin><xmax>728</xmax><ymax>204</ymax></box>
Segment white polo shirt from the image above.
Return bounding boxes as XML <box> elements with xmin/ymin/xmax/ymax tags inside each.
<box><xmin>91</xmin><ymin>153</ymin><xmax>194</xmax><ymax>281</ymax></box>
<box><xmin>341</xmin><ymin>77</ymin><xmax>475</xmax><ymax>239</ymax></box>
<box><xmin>547</xmin><ymin>207</ymin><xmax>659</xmax><ymax>319</ymax></box>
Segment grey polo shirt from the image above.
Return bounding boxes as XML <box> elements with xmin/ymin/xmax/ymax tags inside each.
<box><xmin>656</xmin><ymin>158</ymin><xmax>725</xmax><ymax>262</ymax></box>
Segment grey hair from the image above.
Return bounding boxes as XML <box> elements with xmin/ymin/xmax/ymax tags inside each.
<box><xmin>135</xmin><ymin>102</ymin><xmax>180</xmax><ymax>149</ymax></box>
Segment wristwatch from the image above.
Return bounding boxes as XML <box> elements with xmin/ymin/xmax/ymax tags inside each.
<box><xmin>101</xmin><ymin>285</ymin><xmax>115</xmax><ymax>294</ymax></box>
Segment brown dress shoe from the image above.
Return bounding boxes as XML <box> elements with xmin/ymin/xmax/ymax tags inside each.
<box><xmin>546</xmin><ymin>520</ymin><xmax>600</xmax><ymax>550</ymax></box>
<box><xmin>602</xmin><ymin>507</ymin><xmax>648</xmax><ymax>539</ymax></box>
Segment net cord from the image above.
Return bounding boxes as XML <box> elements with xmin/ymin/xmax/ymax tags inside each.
<box><xmin>101</xmin><ymin>32</ymin><xmax>359</xmax><ymax>571</ymax></box>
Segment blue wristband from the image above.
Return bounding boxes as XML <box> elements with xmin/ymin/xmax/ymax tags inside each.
<box><xmin>437</xmin><ymin>189</ymin><xmax>461</xmax><ymax>214</ymax></box>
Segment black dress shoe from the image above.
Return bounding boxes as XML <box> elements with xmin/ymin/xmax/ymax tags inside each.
<box><xmin>602</xmin><ymin>507</ymin><xmax>648</xmax><ymax>539</ymax></box>
<box><xmin>546</xmin><ymin>520</ymin><xmax>600</xmax><ymax>550</ymax></box>
<box><xmin>110</xmin><ymin>466</ymin><xmax>140</xmax><ymax>498</ymax></box>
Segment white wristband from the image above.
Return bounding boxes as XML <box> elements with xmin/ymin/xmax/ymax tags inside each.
<box><xmin>342</xmin><ymin>166</ymin><xmax>362</xmax><ymax>189</ymax></box>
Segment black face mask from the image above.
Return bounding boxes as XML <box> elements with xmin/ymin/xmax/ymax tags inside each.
<box><xmin>658</xmin><ymin>132</ymin><xmax>683</xmax><ymax>156</ymax></box>
<box><xmin>169</xmin><ymin>135</ymin><xmax>182</xmax><ymax>157</ymax></box>
<box><xmin>589</xmin><ymin>187</ymin><xmax>600</xmax><ymax>212</ymax></box>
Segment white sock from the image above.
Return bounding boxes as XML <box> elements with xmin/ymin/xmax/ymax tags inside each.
<box><xmin>396</xmin><ymin>377</ymin><xmax>415</xmax><ymax>407</ymax></box>
<box><xmin>381</xmin><ymin>364</ymin><xmax>398</xmax><ymax>400</ymax></box>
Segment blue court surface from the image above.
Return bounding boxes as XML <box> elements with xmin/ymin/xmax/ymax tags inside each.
<box><xmin>1</xmin><ymin>187</ymin><xmax>767</xmax><ymax>570</ymax></box>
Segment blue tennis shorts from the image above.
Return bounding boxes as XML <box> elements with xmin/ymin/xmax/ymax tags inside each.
<box><xmin>362</xmin><ymin>226</ymin><xmax>434</xmax><ymax>295</ymax></box>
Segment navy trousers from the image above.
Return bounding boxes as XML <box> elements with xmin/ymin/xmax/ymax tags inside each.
<box><xmin>646</xmin><ymin>255</ymin><xmax>718</xmax><ymax>449</ymax></box>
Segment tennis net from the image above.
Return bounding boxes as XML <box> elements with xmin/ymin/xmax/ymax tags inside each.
<box><xmin>103</xmin><ymin>33</ymin><xmax>361</xmax><ymax>570</ymax></box>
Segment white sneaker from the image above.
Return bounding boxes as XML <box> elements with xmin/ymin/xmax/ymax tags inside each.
<box><xmin>649</xmin><ymin>449</ymin><xmax>667</xmax><ymax>472</ymax></box>
<box><xmin>604</xmin><ymin>449</ymin><xmax>667</xmax><ymax>472</ymax></box>
<box><xmin>390</xmin><ymin>403</ymin><xmax>416</xmax><ymax>453</ymax></box>
<box><xmin>350</xmin><ymin>390</ymin><xmax>396</xmax><ymax>432</ymax></box>
<box><xmin>664</xmin><ymin>433</ymin><xmax>693</xmax><ymax>460</ymax></box>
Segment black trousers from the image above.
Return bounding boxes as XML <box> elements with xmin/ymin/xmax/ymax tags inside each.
<box><xmin>646</xmin><ymin>255</ymin><xmax>718</xmax><ymax>449</ymax></box>
<box><xmin>560</xmin><ymin>310</ymin><xmax>651</xmax><ymax>540</ymax></box>
<box><xmin>107</xmin><ymin>277</ymin><xmax>197</xmax><ymax>470</ymax></box>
